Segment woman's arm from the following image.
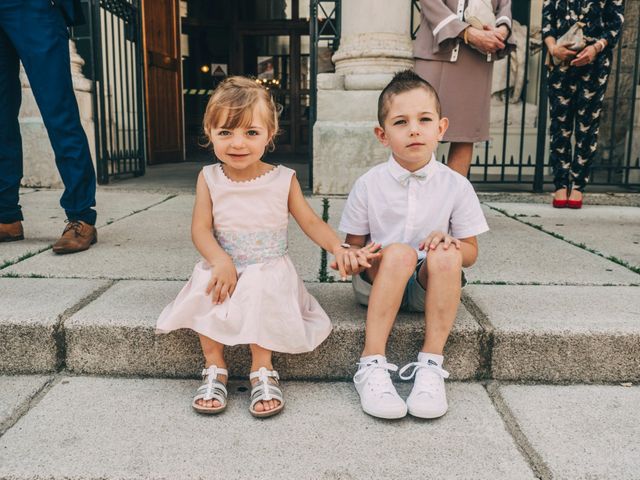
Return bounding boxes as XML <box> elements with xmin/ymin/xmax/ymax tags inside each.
<box><xmin>495</xmin><ymin>0</ymin><xmax>513</xmax><ymax>40</ymax></box>
<box><xmin>600</xmin><ymin>0</ymin><xmax>625</xmax><ymax>51</ymax></box>
<box><xmin>542</xmin><ymin>0</ymin><xmax>557</xmax><ymax>41</ymax></box>
<box><xmin>420</xmin><ymin>0</ymin><xmax>469</xmax><ymax>53</ymax></box>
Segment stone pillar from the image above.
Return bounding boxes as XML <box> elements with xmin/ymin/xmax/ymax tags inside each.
<box><xmin>313</xmin><ymin>0</ymin><xmax>413</xmax><ymax>194</ymax></box>
<box><xmin>19</xmin><ymin>40</ymin><xmax>96</xmax><ymax>188</ymax></box>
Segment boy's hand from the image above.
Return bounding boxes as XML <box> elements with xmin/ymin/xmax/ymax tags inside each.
<box><xmin>206</xmin><ymin>255</ymin><xmax>238</xmax><ymax>304</ymax></box>
<box><xmin>330</xmin><ymin>242</ymin><xmax>381</xmax><ymax>279</ymax></box>
<box><xmin>419</xmin><ymin>231</ymin><xmax>461</xmax><ymax>251</ymax></box>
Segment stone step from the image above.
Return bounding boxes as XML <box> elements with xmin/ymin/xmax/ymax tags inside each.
<box><xmin>1</xmin><ymin>278</ymin><xmax>639</xmax><ymax>382</ymax></box>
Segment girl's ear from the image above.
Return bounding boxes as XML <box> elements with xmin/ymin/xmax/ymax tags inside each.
<box><xmin>374</xmin><ymin>125</ymin><xmax>388</xmax><ymax>146</ymax></box>
<box><xmin>437</xmin><ymin>117</ymin><xmax>449</xmax><ymax>141</ymax></box>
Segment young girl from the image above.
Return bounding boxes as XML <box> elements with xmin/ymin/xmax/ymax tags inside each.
<box><xmin>156</xmin><ymin>76</ymin><xmax>378</xmax><ymax>418</ymax></box>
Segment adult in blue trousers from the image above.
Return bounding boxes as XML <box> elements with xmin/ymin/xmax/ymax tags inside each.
<box><xmin>0</xmin><ymin>0</ymin><xmax>97</xmax><ymax>253</ymax></box>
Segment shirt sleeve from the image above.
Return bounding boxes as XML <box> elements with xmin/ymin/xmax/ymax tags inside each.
<box><xmin>449</xmin><ymin>180</ymin><xmax>490</xmax><ymax>239</ymax></box>
<box><xmin>420</xmin><ymin>0</ymin><xmax>468</xmax><ymax>54</ymax></box>
<box><xmin>542</xmin><ymin>0</ymin><xmax>556</xmax><ymax>40</ymax></box>
<box><xmin>601</xmin><ymin>0</ymin><xmax>625</xmax><ymax>51</ymax></box>
<box><xmin>338</xmin><ymin>177</ymin><xmax>370</xmax><ymax>236</ymax></box>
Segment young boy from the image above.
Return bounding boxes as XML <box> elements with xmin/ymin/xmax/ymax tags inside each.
<box><xmin>334</xmin><ymin>70</ymin><xmax>489</xmax><ymax>420</ymax></box>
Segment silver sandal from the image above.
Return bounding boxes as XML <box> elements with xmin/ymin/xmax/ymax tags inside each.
<box><xmin>192</xmin><ymin>365</ymin><xmax>228</xmax><ymax>414</ymax></box>
<box><xmin>249</xmin><ymin>367</ymin><xmax>285</xmax><ymax>418</ymax></box>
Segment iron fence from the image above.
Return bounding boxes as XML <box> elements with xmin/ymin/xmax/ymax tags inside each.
<box><xmin>72</xmin><ymin>0</ymin><xmax>146</xmax><ymax>184</ymax></box>
<box><xmin>309</xmin><ymin>0</ymin><xmax>341</xmax><ymax>189</ymax></box>
<box><xmin>411</xmin><ymin>0</ymin><xmax>640</xmax><ymax>190</ymax></box>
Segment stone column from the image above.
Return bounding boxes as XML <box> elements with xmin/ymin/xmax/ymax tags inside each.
<box><xmin>313</xmin><ymin>0</ymin><xmax>413</xmax><ymax>194</ymax></box>
<box><xmin>19</xmin><ymin>40</ymin><xmax>96</xmax><ymax>188</ymax></box>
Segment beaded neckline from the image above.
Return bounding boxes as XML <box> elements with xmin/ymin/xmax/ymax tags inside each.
<box><xmin>218</xmin><ymin>163</ymin><xmax>279</xmax><ymax>184</ymax></box>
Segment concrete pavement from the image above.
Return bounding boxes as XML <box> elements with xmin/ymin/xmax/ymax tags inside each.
<box><xmin>0</xmin><ymin>185</ymin><xmax>639</xmax><ymax>479</ymax></box>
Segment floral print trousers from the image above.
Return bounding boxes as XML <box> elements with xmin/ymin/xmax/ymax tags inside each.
<box><xmin>547</xmin><ymin>52</ymin><xmax>613</xmax><ymax>192</ymax></box>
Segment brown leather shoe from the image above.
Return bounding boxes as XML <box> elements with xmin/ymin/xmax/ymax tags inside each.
<box><xmin>0</xmin><ymin>221</ymin><xmax>24</xmax><ymax>242</ymax></box>
<box><xmin>52</xmin><ymin>220</ymin><xmax>97</xmax><ymax>254</ymax></box>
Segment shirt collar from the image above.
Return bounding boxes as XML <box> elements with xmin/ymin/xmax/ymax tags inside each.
<box><xmin>387</xmin><ymin>153</ymin><xmax>437</xmax><ymax>186</ymax></box>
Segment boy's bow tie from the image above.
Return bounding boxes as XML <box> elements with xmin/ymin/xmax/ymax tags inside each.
<box><xmin>398</xmin><ymin>171</ymin><xmax>427</xmax><ymax>186</ymax></box>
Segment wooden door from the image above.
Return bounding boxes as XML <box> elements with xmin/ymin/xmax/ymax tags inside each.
<box><xmin>141</xmin><ymin>0</ymin><xmax>184</xmax><ymax>164</ymax></box>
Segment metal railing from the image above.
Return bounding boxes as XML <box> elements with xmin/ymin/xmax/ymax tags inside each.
<box><xmin>72</xmin><ymin>0</ymin><xmax>146</xmax><ymax>184</ymax></box>
<box><xmin>411</xmin><ymin>0</ymin><xmax>640</xmax><ymax>190</ymax></box>
<box><xmin>309</xmin><ymin>0</ymin><xmax>341</xmax><ymax>189</ymax></box>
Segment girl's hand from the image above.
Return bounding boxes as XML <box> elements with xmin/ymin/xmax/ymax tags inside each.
<box><xmin>571</xmin><ymin>45</ymin><xmax>598</xmax><ymax>67</ymax></box>
<box><xmin>419</xmin><ymin>231</ymin><xmax>461</xmax><ymax>251</ymax></box>
<box><xmin>206</xmin><ymin>255</ymin><xmax>238</xmax><ymax>304</ymax></box>
<box><xmin>467</xmin><ymin>26</ymin><xmax>505</xmax><ymax>54</ymax></box>
<box><xmin>551</xmin><ymin>44</ymin><xmax>578</xmax><ymax>62</ymax></box>
<box><xmin>330</xmin><ymin>242</ymin><xmax>382</xmax><ymax>279</ymax></box>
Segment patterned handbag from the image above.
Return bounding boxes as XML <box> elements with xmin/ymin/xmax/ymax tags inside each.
<box><xmin>551</xmin><ymin>22</ymin><xmax>587</xmax><ymax>66</ymax></box>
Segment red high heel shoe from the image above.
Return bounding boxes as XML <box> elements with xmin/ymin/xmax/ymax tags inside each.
<box><xmin>567</xmin><ymin>199</ymin><xmax>583</xmax><ymax>209</ymax></box>
<box><xmin>552</xmin><ymin>198</ymin><xmax>568</xmax><ymax>208</ymax></box>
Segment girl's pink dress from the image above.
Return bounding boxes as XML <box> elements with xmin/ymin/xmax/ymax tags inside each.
<box><xmin>156</xmin><ymin>164</ymin><xmax>332</xmax><ymax>354</ymax></box>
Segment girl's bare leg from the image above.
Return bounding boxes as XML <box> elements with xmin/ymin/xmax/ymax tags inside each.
<box><xmin>250</xmin><ymin>343</ymin><xmax>280</xmax><ymax>412</ymax></box>
<box><xmin>197</xmin><ymin>334</ymin><xmax>227</xmax><ymax>408</ymax></box>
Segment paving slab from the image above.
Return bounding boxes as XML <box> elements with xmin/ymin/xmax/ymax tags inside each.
<box><xmin>465</xmin><ymin>285</ymin><xmax>640</xmax><ymax>382</ymax></box>
<box><xmin>5</xmin><ymin>195</ymin><xmax>199</xmax><ymax>280</ymax></box>
<box><xmin>485</xmin><ymin>203</ymin><xmax>640</xmax><ymax>270</ymax></box>
<box><xmin>0</xmin><ymin>278</ymin><xmax>109</xmax><ymax>373</ymax></box>
<box><xmin>0</xmin><ymin>378</ymin><xmax>535</xmax><ymax>480</ymax></box>
<box><xmin>499</xmin><ymin>384</ymin><xmax>640</xmax><ymax>480</ymax></box>
<box><xmin>65</xmin><ymin>280</ymin><xmax>481</xmax><ymax>380</ymax></box>
<box><xmin>0</xmin><ymin>190</ymin><xmax>168</xmax><ymax>269</ymax></box>
<box><xmin>5</xmin><ymin>195</ymin><xmax>342</xmax><ymax>283</ymax></box>
<box><xmin>470</xmin><ymin>206</ymin><xmax>640</xmax><ymax>285</ymax></box>
<box><xmin>0</xmin><ymin>375</ymin><xmax>51</xmax><ymax>434</ymax></box>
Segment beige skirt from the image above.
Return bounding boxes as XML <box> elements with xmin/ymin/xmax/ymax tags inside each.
<box><xmin>415</xmin><ymin>45</ymin><xmax>493</xmax><ymax>143</ymax></box>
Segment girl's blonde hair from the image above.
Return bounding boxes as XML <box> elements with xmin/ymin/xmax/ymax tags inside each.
<box><xmin>203</xmin><ymin>76</ymin><xmax>280</xmax><ymax>151</ymax></box>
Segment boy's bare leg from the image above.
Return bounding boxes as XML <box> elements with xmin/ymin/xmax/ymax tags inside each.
<box><xmin>362</xmin><ymin>243</ymin><xmax>417</xmax><ymax>357</ymax></box>
<box><xmin>417</xmin><ymin>245</ymin><xmax>463</xmax><ymax>354</ymax></box>
<box><xmin>249</xmin><ymin>343</ymin><xmax>280</xmax><ymax>412</ymax></box>
<box><xmin>446</xmin><ymin>142</ymin><xmax>474</xmax><ymax>177</ymax></box>
<box><xmin>197</xmin><ymin>334</ymin><xmax>228</xmax><ymax>408</ymax></box>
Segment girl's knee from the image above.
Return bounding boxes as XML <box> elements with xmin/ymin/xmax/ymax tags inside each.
<box><xmin>381</xmin><ymin>243</ymin><xmax>418</xmax><ymax>271</ymax></box>
<box><xmin>427</xmin><ymin>246</ymin><xmax>462</xmax><ymax>274</ymax></box>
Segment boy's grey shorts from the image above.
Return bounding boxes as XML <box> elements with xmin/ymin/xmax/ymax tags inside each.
<box><xmin>352</xmin><ymin>259</ymin><xmax>467</xmax><ymax>313</ymax></box>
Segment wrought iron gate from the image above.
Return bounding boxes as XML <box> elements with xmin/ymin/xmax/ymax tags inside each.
<box><xmin>411</xmin><ymin>0</ymin><xmax>640</xmax><ymax>190</ymax></box>
<box><xmin>72</xmin><ymin>0</ymin><xmax>146</xmax><ymax>184</ymax></box>
<box><xmin>309</xmin><ymin>0</ymin><xmax>341</xmax><ymax>188</ymax></box>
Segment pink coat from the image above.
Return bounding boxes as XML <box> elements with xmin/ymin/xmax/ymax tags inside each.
<box><xmin>414</xmin><ymin>0</ymin><xmax>515</xmax><ymax>62</ymax></box>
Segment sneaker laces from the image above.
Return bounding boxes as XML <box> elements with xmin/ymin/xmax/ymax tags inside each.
<box><xmin>399</xmin><ymin>361</ymin><xmax>449</xmax><ymax>397</ymax></box>
<box><xmin>353</xmin><ymin>358</ymin><xmax>399</xmax><ymax>397</ymax></box>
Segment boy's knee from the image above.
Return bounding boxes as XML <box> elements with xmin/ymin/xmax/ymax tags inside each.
<box><xmin>427</xmin><ymin>246</ymin><xmax>462</xmax><ymax>274</ymax></box>
<box><xmin>381</xmin><ymin>243</ymin><xmax>418</xmax><ymax>271</ymax></box>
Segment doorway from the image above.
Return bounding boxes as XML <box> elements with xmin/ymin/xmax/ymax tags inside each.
<box><xmin>181</xmin><ymin>0</ymin><xmax>311</xmax><ymax>166</ymax></box>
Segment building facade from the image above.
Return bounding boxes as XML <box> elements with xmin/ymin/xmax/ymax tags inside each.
<box><xmin>18</xmin><ymin>0</ymin><xmax>640</xmax><ymax>192</ymax></box>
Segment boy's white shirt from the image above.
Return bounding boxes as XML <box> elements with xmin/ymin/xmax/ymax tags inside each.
<box><xmin>339</xmin><ymin>154</ymin><xmax>489</xmax><ymax>260</ymax></box>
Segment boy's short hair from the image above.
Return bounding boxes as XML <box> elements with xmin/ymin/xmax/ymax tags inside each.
<box><xmin>377</xmin><ymin>70</ymin><xmax>442</xmax><ymax>126</ymax></box>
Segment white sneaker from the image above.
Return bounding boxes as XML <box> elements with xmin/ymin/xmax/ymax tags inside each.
<box><xmin>353</xmin><ymin>355</ymin><xmax>407</xmax><ymax>419</ymax></box>
<box><xmin>399</xmin><ymin>357</ymin><xmax>450</xmax><ymax>419</ymax></box>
